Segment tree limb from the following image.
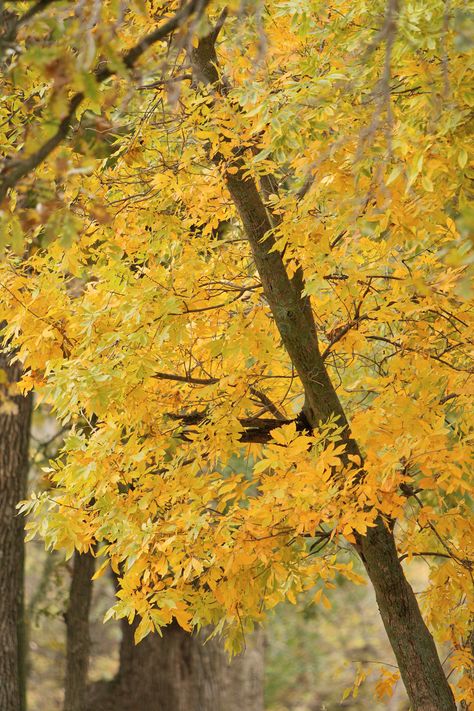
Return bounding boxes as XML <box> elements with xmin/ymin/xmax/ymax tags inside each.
<box><xmin>166</xmin><ymin>411</ymin><xmax>294</xmax><ymax>444</ymax></box>
<box><xmin>0</xmin><ymin>0</ymin><xmax>211</xmax><ymax>201</ymax></box>
<box><xmin>154</xmin><ymin>371</ymin><xmax>218</xmax><ymax>386</ymax></box>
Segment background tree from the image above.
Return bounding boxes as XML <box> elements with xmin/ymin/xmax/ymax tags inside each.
<box><xmin>87</xmin><ymin>610</ymin><xmax>263</xmax><ymax>711</ymax></box>
<box><xmin>0</xmin><ymin>340</ymin><xmax>32</xmax><ymax>711</ymax></box>
<box><xmin>63</xmin><ymin>550</ymin><xmax>95</xmax><ymax>711</ymax></box>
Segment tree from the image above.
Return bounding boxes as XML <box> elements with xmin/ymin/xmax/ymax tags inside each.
<box><xmin>0</xmin><ymin>339</ymin><xmax>32</xmax><ymax>711</ymax></box>
<box><xmin>87</xmin><ymin>612</ymin><xmax>263</xmax><ymax>711</ymax></box>
<box><xmin>2</xmin><ymin>6</ymin><xmax>266</xmax><ymax>705</ymax></box>
<box><xmin>1</xmin><ymin>1</ymin><xmax>473</xmax><ymax>710</ymax></box>
<box><xmin>79</xmin><ymin>563</ymin><xmax>264</xmax><ymax>711</ymax></box>
<box><xmin>64</xmin><ymin>550</ymin><xmax>95</xmax><ymax>711</ymax></box>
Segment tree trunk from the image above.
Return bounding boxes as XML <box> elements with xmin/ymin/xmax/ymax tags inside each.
<box><xmin>87</xmin><ymin>621</ymin><xmax>264</xmax><ymax>711</ymax></box>
<box><xmin>357</xmin><ymin>525</ymin><xmax>456</xmax><ymax>711</ymax></box>
<box><xmin>189</xmin><ymin>27</ymin><xmax>456</xmax><ymax>711</ymax></box>
<box><xmin>64</xmin><ymin>550</ymin><xmax>95</xmax><ymax>711</ymax></box>
<box><xmin>226</xmin><ymin>165</ymin><xmax>456</xmax><ymax>711</ymax></box>
<box><xmin>0</xmin><ymin>347</ymin><xmax>32</xmax><ymax>711</ymax></box>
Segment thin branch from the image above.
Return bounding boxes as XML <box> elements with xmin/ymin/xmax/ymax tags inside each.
<box><xmin>166</xmin><ymin>410</ymin><xmax>294</xmax><ymax>444</ymax></box>
<box><xmin>97</xmin><ymin>0</ymin><xmax>212</xmax><ymax>81</ymax></box>
<box><xmin>367</xmin><ymin>335</ymin><xmax>473</xmax><ymax>373</ymax></box>
<box><xmin>322</xmin><ymin>315</ymin><xmax>369</xmax><ymax>360</ymax></box>
<box><xmin>138</xmin><ymin>73</ymin><xmax>192</xmax><ymax>90</ymax></box>
<box><xmin>439</xmin><ymin>392</ymin><xmax>459</xmax><ymax>405</ymax></box>
<box><xmin>355</xmin><ymin>659</ymin><xmax>399</xmax><ymax>669</ymax></box>
<box><xmin>0</xmin><ymin>92</ymin><xmax>84</xmax><ymax>202</ymax></box>
<box><xmin>154</xmin><ymin>371</ymin><xmax>287</xmax><ymax>423</ymax></box>
<box><xmin>410</xmin><ymin>491</ymin><xmax>472</xmax><ymax>570</ymax></box>
<box><xmin>249</xmin><ymin>386</ymin><xmax>286</xmax><ymax>420</ymax></box>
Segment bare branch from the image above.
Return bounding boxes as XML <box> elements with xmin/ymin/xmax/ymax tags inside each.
<box><xmin>0</xmin><ymin>93</ymin><xmax>84</xmax><ymax>202</ymax></box>
<box><xmin>399</xmin><ymin>551</ymin><xmax>454</xmax><ymax>563</ymax></box>
<box><xmin>249</xmin><ymin>386</ymin><xmax>286</xmax><ymax>420</ymax></box>
<box><xmin>439</xmin><ymin>392</ymin><xmax>458</xmax><ymax>405</ymax></box>
<box><xmin>97</xmin><ymin>0</ymin><xmax>212</xmax><ymax>82</ymax></box>
<box><xmin>367</xmin><ymin>335</ymin><xmax>473</xmax><ymax>373</ymax></box>
<box><xmin>322</xmin><ymin>315</ymin><xmax>370</xmax><ymax>360</ymax></box>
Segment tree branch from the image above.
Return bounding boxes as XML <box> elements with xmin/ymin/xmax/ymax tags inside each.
<box><xmin>249</xmin><ymin>386</ymin><xmax>286</xmax><ymax>420</ymax></box>
<box><xmin>0</xmin><ymin>92</ymin><xmax>84</xmax><ymax>202</ymax></box>
<box><xmin>0</xmin><ymin>0</ymin><xmax>211</xmax><ymax>201</ymax></box>
<box><xmin>154</xmin><ymin>371</ymin><xmax>218</xmax><ymax>386</ymax></box>
<box><xmin>154</xmin><ymin>372</ymin><xmax>287</xmax><ymax>423</ymax></box>
<box><xmin>367</xmin><ymin>335</ymin><xmax>473</xmax><ymax>373</ymax></box>
<box><xmin>398</xmin><ymin>551</ymin><xmax>454</xmax><ymax>563</ymax></box>
<box><xmin>0</xmin><ymin>0</ymin><xmax>60</xmax><ymax>49</ymax></box>
<box><xmin>190</xmin><ymin>16</ymin><xmax>340</xmax><ymax>429</ymax></box>
<box><xmin>166</xmin><ymin>411</ymin><xmax>294</xmax><ymax>444</ymax></box>
<box><xmin>97</xmin><ymin>0</ymin><xmax>212</xmax><ymax>82</ymax></box>
<box><xmin>322</xmin><ymin>315</ymin><xmax>369</xmax><ymax>360</ymax></box>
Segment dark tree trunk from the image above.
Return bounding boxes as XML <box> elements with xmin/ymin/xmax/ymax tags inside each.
<box><xmin>87</xmin><ymin>621</ymin><xmax>264</xmax><ymax>711</ymax></box>
<box><xmin>0</xmin><ymin>348</ymin><xmax>32</xmax><ymax>711</ymax></box>
<box><xmin>64</xmin><ymin>550</ymin><xmax>95</xmax><ymax>711</ymax></box>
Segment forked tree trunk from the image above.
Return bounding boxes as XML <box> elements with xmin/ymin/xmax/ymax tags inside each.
<box><xmin>190</xmin><ymin>28</ymin><xmax>457</xmax><ymax>711</ymax></box>
<box><xmin>64</xmin><ymin>550</ymin><xmax>95</xmax><ymax>711</ymax></box>
<box><xmin>87</xmin><ymin>619</ymin><xmax>264</xmax><ymax>711</ymax></box>
<box><xmin>0</xmin><ymin>347</ymin><xmax>32</xmax><ymax>711</ymax></box>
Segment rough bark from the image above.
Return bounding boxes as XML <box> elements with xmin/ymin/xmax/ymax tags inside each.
<box><xmin>64</xmin><ymin>550</ymin><xmax>95</xmax><ymax>711</ymax></box>
<box><xmin>87</xmin><ymin>621</ymin><xmax>264</xmax><ymax>711</ymax></box>
<box><xmin>357</xmin><ymin>526</ymin><xmax>456</xmax><ymax>711</ymax></box>
<box><xmin>191</xmin><ymin>26</ymin><xmax>456</xmax><ymax>711</ymax></box>
<box><xmin>0</xmin><ymin>347</ymin><xmax>32</xmax><ymax>711</ymax></box>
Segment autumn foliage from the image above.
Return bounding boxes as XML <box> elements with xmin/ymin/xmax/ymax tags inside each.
<box><xmin>0</xmin><ymin>1</ymin><xmax>473</xmax><ymax>708</ymax></box>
